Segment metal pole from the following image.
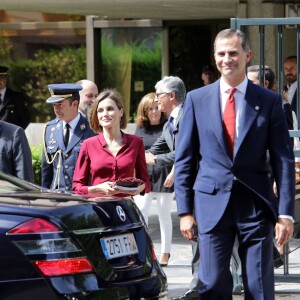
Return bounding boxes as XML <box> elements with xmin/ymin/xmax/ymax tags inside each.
<box><xmin>277</xmin><ymin>25</ymin><xmax>283</xmax><ymax>97</ymax></box>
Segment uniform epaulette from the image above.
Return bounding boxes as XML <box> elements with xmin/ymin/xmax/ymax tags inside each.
<box><xmin>46</xmin><ymin>118</ymin><xmax>59</xmax><ymax>127</ymax></box>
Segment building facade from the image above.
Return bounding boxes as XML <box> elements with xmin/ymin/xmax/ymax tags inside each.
<box><xmin>0</xmin><ymin>1</ymin><xmax>299</xmax><ymax>122</ymax></box>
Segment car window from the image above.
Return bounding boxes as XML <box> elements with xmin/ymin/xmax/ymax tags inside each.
<box><xmin>0</xmin><ymin>172</ymin><xmax>40</xmax><ymax>193</ymax></box>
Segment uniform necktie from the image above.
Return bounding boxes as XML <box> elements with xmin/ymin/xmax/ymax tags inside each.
<box><xmin>223</xmin><ymin>88</ymin><xmax>237</xmax><ymax>158</ymax></box>
<box><xmin>64</xmin><ymin>123</ymin><xmax>70</xmax><ymax>148</ymax></box>
<box><xmin>168</xmin><ymin>116</ymin><xmax>175</xmax><ymax>135</ymax></box>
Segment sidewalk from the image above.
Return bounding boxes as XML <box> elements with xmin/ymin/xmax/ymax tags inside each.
<box><xmin>147</xmin><ymin>199</ymin><xmax>300</xmax><ymax>299</ymax></box>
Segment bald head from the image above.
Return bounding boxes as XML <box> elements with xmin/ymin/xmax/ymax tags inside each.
<box><xmin>76</xmin><ymin>79</ymin><xmax>99</xmax><ymax>117</ymax></box>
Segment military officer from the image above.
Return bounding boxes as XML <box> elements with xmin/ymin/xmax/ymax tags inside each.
<box><xmin>41</xmin><ymin>83</ymin><xmax>95</xmax><ymax>191</ymax></box>
<box><xmin>0</xmin><ymin>65</ymin><xmax>31</xmax><ymax>129</ymax></box>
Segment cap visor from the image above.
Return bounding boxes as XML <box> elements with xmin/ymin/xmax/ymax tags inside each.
<box><xmin>46</xmin><ymin>96</ymin><xmax>65</xmax><ymax>103</ymax></box>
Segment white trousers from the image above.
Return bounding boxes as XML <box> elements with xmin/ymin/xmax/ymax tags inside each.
<box><xmin>134</xmin><ymin>192</ymin><xmax>174</xmax><ymax>253</ymax></box>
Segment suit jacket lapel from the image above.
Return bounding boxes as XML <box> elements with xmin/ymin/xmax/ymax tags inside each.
<box><xmin>234</xmin><ymin>82</ymin><xmax>261</xmax><ymax>156</ymax></box>
<box><xmin>0</xmin><ymin>89</ymin><xmax>9</xmax><ymax>110</ymax></box>
<box><xmin>204</xmin><ymin>81</ymin><xmax>230</xmax><ymax>157</ymax></box>
<box><xmin>67</xmin><ymin>114</ymin><xmax>88</xmax><ymax>151</ymax></box>
<box><xmin>54</xmin><ymin>120</ymin><xmax>65</xmax><ymax>150</ymax></box>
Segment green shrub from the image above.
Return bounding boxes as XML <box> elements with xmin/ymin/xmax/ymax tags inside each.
<box><xmin>30</xmin><ymin>144</ymin><xmax>43</xmax><ymax>185</ymax></box>
<box><xmin>8</xmin><ymin>47</ymin><xmax>87</xmax><ymax>123</ymax></box>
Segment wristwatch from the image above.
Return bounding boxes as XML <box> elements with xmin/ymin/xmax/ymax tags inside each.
<box><xmin>295</xmin><ymin>167</ymin><xmax>300</xmax><ymax>173</ymax></box>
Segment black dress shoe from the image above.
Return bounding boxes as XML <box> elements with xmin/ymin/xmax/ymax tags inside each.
<box><xmin>171</xmin><ymin>289</ymin><xmax>200</xmax><ymax>300</ymax></box>
<box><xmin>159</xmin><ymin>253</ymin><xmax>170</xmax><ymax>267</ymax></box>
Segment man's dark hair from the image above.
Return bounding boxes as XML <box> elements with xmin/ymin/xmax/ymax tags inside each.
<box><xmin>247</xmin><ymin>65</ymin><xmax>275</xmax><ymax>90</ymax></box>
<box><xmin>214</xmin><ymin>28</ymin><xmax>250</xmax><ymax>53</ymax></box>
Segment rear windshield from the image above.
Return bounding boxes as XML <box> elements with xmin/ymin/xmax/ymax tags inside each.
<box><xmin>0</xmin><ymin>172</ymin><xmax>40</xmax><ymax>193</ymax></box>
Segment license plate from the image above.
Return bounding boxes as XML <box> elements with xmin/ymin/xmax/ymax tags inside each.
<box><xmin>100</xmin><ymin>233</ymin><xmax>139</xmax><ymax>259</ymax></box>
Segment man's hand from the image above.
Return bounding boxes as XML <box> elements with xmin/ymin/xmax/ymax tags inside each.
<box><xmin>180</xmin><ymin>214</ymin><xmax>198</xmax><ymax>241</ymax></box>
<box><xmin>145</xmin><ymin>152</ymin><xmax>156</xmax><ymax>165</ymax></box>
<box><xmin>275</xmin><ymin>217</ymin><xmax>294</xmax><ymax>247</ymax></box>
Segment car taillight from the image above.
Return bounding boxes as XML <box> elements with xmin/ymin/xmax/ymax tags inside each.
<box><xmin>152</xmin><ymin>245</ymin><xmax>157</xmax><ymax>261</ymax></box>
<box><xmin>7</xmin><ymin>218</ymin><xmax>60</xmax><ymax>234</ymax></box>
<box><xmin>7</xmin><ymin>218</ymin><xmax>94</xmax><ymax>277</ymax></box>
<box><xmin>34</xmin><ymin>257</ymin><xmax>94</xmax><ymax>276</ymax></box>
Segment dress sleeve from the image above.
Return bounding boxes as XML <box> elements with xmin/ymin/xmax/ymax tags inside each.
<box><xmin>72</xmin><ymin>140</ymin><xmax>90</xmax><ymax>194</ymax></box>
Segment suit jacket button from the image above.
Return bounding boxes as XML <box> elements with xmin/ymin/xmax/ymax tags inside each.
<box><xmin>65</xmin><ymin>153</ymin><xmax>69</xmax><ymax>158</ymax></box>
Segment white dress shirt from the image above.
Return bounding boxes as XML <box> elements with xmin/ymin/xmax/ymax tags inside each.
<box><xmin>63</xmin><ymin>113</ymin><xmax>80</xmax><ymax>143</ymax></box>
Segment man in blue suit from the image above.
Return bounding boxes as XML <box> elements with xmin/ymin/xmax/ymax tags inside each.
<box><xmin>0</xmin><ymin>120</ymin><xmax>34</xmax><ymax>182</ymax></box>
<box><xmin>146</xmin><ymin>76</ymin><xmax>186</xmax><ymax>168</ymax></box>
<box><xmin>175</xmin><ymin>28</ymin><xmax>295</xmax><ymax>299</ymax></box>
<box><xmin>41</xmin><ymin>83</ymin><xmax>95</xmax><ymax>191</ymax></box>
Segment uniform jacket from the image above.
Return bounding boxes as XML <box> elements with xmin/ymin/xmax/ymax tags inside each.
<box><xmin>0</xmin><ymin>88</ymin><xmax>31</xmax><ymax>129</ymax></box>
<box><xmin>41</xmin><ymin>113</ymin><xmax>95</xmax><ymax>191</ymax></box>
<box><xmin>175</xmin><ymin>79</ymin><xmax>295</xmax><ymax>233</ymax></box>
<box><xmin>0</xmin><ymin>120</ymin><xmax>34</xmax><ymax>182</ymax></box>
<box><xmin>148</xmin><ymin>105</ymin><xmax>184</xmax><ymax>167</ymax></box>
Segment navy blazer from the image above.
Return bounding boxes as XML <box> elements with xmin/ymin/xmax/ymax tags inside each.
<box><xmin>41</xmin><ymin>113</ymin><xmax>95</xmax><ymax>191</ymax></box>
<box><xmin>0</xmin><ymin>120</ymin><xmax>34</xmax><ymax>182</ymax></box>
<box><xmin>175</xmin><ymin>79</ymin><xmax>295</xmax><ymax>233</ymax></box>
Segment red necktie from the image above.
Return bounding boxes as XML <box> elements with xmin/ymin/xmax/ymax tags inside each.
<box><xmin>223</xmin><ymin>88</ymin><xmax>237</xmax><ymax>158</ymax></box>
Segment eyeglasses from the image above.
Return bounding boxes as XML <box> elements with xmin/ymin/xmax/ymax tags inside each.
<box><xmin>155</xmin><ymin>92</ymin><xmax>170</xmax><ymax>99</ymax></box>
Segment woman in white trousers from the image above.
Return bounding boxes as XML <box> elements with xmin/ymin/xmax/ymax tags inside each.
<box><xmin>134</xmin><ymin>92</ymin><xmax>174</xmax><ymax>266</ymax></box>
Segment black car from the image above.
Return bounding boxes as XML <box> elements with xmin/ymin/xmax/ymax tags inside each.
<box><xmin>0</xmin><ymin>172</ymin><xmax>167</xmax><ymax>300</ymax></box>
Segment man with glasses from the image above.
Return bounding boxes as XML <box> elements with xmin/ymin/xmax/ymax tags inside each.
<box><xmin>145</xmin><ymin>76</ymin><xmax>186</xmax><ymax>168</ymax></box>
<box><xmin>145</xmin><ymin>76</ymin><xmax>203</xmax><ymax>300</ymax></box>
<box><xmin>76</xmin><ymin>79</ymin><xmax>98</xmax><ymax>118</ymax></box>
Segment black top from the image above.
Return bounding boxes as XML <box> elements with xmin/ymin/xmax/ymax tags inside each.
<box><xmin>135</xmin><ymin>123</ymin><xmax>174</xmax><ymax>193</ymax></box>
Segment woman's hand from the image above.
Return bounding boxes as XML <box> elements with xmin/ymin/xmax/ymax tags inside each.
<box><xmin>164</xmin><ymin>165</ymin><xmax>174</xmax><ymax>188</ymax></box>
<box><xmin>89</xmin><ymin>182</ymin><xmax>117</xmax><ymax>195</ymax></box>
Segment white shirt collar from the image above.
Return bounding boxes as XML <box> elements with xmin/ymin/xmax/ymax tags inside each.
<box><xmin>170</xmin><ymin>103</ymin><xmax>183</xmax><ymax>119</ymax></box>
<box><xmin>63</xmin><ymin>113</ymin><xmax>80</xmax><ymax>130</ymax></box>
<box><xmin>220</xmin><ymin>76</ymin><xmax>248</xmax><ymax>95</ymax></box>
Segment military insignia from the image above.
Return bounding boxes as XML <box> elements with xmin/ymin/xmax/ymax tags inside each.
<box><xmin>56</xmin><ymin>123</ymin><xmax>61</xmax><ymax>129</ymax></box>
<box><xmin>80</xmin><ymin>124</ymin><xmax>86</xmax><ymax>130</ymax></box>
<box><xmin>49</xmin><ymin>87</ymin><xmax>54</xmax><ymax>95</ymax></box>
<box><xmin>51</xmin><ymin>127</ymin><xmax>55</xmax><ymax>132</ymax></box>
